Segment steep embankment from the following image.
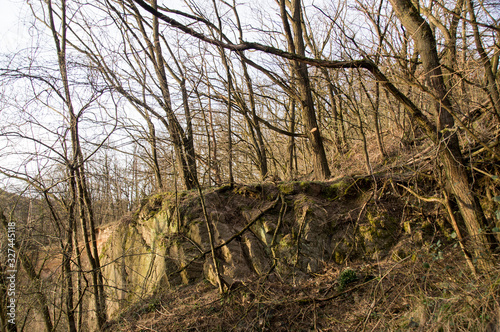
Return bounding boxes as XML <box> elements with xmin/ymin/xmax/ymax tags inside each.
<box><xmin>98</xmin><ymin>176</ymin><xmax>500</xmax><ymax>331</ymax></box>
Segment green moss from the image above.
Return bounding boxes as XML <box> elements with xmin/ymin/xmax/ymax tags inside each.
<box><xmin>322</xmin><ymin>185</ymin><xmax>338</xmax><ymax>199</ymax></box>
<box><xmin>233</xmin><ymin>186</ymin><xmax>260</xmax><ymax>198</ymax></box>
<box><xmin>366</xmin><ymin>211</ymin><xmax>386</xmax><ymax>228</ymax></box>
<box><xmin>403</xmin><ymin>221</ymin><xmax>412</xmax><ymax>234</ymax></box>
<box><xmin>323</xmin><ymin>181</ymin><xmax>348</xmax><ymax>199</ymax></box>
<box><xmin>279</xmin><ymin>233</ymin><xmax>294</xmax><ymax>248</ymax></box>
<box><xmin>333</xmin><ymin>250</ymin><xmax>345</xmax><ymax>264</ymax></box>
<box><xmin>99</xmin><ymin>241</ymin><xmax>111</xmax><ymax>259</ymax></box>
<box><xmin>217</xmin><ymin>184</ymin><xmax>233</xmax><ymax>192</ymax></box>
<box><xmin>359</xmin><ymin>224</ymin><xmax>374</xmax><ymax>242</ymax></box>
<box><xmin>293</xmin><ymin>194</ymin><xmax>314</xmax><ymax>211</ymax></box>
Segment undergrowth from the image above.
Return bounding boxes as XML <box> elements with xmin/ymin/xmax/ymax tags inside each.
<box><xmin>105</xmin><ymin>242</ymin><xmax>500</xmax><ymax>331</ymax></box>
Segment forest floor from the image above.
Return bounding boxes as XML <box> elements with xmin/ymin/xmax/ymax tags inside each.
<box><xmin>105</xmin><ymin>244</ymin><xmax>500</xmax><ymax>331</ymax></box>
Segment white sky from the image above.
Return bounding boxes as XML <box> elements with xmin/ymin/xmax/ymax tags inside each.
<box><xmin>0</xmin><ymin>0</ymin><xmax>30</xmax><ymax>52</ymax></box>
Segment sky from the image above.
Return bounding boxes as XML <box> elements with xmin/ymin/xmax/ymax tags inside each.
<box><xmin>0</xmin><ymin>0</ymin><xmax>334</xmax><ymax>191</ymax></box>
<box><xmin>0</xmin><ymin>0</ymin><xmax>30</xmax><ymax>52</ymax></box>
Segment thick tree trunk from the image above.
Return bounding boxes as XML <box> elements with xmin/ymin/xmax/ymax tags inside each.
<box><xmin>389</xmin><ymin>0</ymin><xmax>496</xmax><ymax>268</ymax></box>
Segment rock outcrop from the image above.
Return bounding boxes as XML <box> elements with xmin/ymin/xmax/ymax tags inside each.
<box><xmin>97</xmin><ymin>177</ymin><xmax>406</xmax><ymax>319</ymax></box>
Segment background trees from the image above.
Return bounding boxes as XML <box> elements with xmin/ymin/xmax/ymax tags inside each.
<box><xmin>1</xmin><ymin>0</ymin><xmax>500</xmax><ymax>328</ymax></box>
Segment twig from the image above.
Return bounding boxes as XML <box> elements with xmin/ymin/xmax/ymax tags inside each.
<box><xmin>397</xmin><ymin>184</ymin><xmax>477</xmax><ymax>276</ymax></box>
<box><xmin>470</xmin><ymin>140</ymin><xmax>500</xmax><ymax>157</ymax></box>
<box><xmin>195</xmin><ymin>181</ymin><xmax>224</xmax><ymax>294</ymax></box>
<box><xmin>294</xmin><ymin>277</ymin><xmax>377</xmax><ymax>306</ymax></box>
<box><xmin>397</xmin><ymin>183</ymin><xmax>443</xmax><ymax>204</ymax></box>
<box><xmin>472</xmin><ymin>167</ymin><xmax>500</xmax><ymax>181</ymax></box>
<box><xmin>271</xmin><ymin>193</ymin><xmax>287</xmax><ymax>247</ymax></box>
<box><xmin>442</xmin><ymin>191</ymin><xmax>477</xmax><ymax>276</ymax></box>
<box><xmin>169</xmin><ymin>194</ymin><xmax>280</xmax><ymax>277</ymax></box>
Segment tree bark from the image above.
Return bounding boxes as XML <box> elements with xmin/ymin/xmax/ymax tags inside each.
<box><xmin>388</xmin><ymin>0</ymin><xmax>496</xmax><ymax>268</ymax></box>
<box><xmin>150</xmin><ymin>1</ymin><xmax>197</xmax><ymax>189</ymax></box>
<box><xmin>279</xmin><ymin>0</ymin><xmax>331</xmax><ymax>180</ymax></box>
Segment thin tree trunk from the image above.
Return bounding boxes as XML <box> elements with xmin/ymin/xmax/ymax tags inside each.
<box><xmin>62</xmin><ymin>178</ymin><xmax>77</xmax><ymax>332</ymax></box>
<box><xmin>240</xmin><ymin>62</ymin><xmax>268</xmax><ymax>179</ymax></box>
<box><xmin>287</xmin><ymin>98</ymin><xmax>297</xmax><ymax>180</ymax></box>
<box><xmin>373</xmin><ymin>82</ymin><xmax>386</xmax><ymax>158</ymax></box>
<box><xmin>139</xmin><ymin>71</ymin><xmax>163</xmax><ymax>191</ymax></box>
<box><xmin>141</xmin><ymin>0</ymin><xmax>198</xmax><ymax>190</ymax></box>
<box><xmin>73</xmin><ymin>231</ymin><xmax>84</xmax><ymax>331</ymax></box>
<box><xmin>338</xmin><ymin>97</ymin><xmax>348</xmax><ymax>151</ymax></box>
<box><xmin>357</xmin><ymin>108</ymin><xmax>372</xmax><ymax>175</ymax></box>
<box><xmin>47</xmin><ymin>0</ymin><xmax>108</xmax><ymax>326</ymax></box>
<box><xmin>231</xmin><ymin>2</ymin><xmax>269</xmax><ymax>179</ymax></box>
<box><xmin>467</xmin><ymin>0</ymin><xmax>500</xmax><ymax>122</ymax></box>
<box><xmin>212</xmin><ymin>0</ymin><xmax>234</xmax><ymax>186</ymax></box>
<box><xmin>207</xmin><ymin>85</ymin><xmax>222</xmax><ymax>186</ymax></box>
<box><xmin>74</xmin><ymin>166</ymin><xmax>107</xmax><ymax>328</ymax></box>
<box><xmin>147</xmin><ymin>119</ymin><xmax>163</xmax><ymax>191</ymax></box>
<box><xmin>279</xmin><ymin>0</ymin><xmax>331</xmax><ymax>180</ymax></box>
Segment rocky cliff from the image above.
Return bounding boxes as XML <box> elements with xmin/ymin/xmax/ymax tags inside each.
<box><xmin>97</xmin><ymin>176</ymin><xmax>418</xmax><ymax>320</ymax></box>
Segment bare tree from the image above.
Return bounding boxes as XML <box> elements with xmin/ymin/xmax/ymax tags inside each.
<box><xmin>388</xmin><ymin>0</ymin><xmax>497</xmax><ymax>268</ymax></box>
<box><xmin>278</xmin><ymin>0</ymin><xmax>331</xmax><ymax>179</ymax></box>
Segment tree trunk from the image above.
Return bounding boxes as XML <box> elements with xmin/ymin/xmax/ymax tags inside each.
<box><xmin>61</xmin><ymin>180</ymin><xmax>77</xmax><ymax>332</ymax></box>
<box><xmin>280</xmin><ymin>0</ymin><xmax>331</xmax><ymax>180</ymax></box>
<box><xmin>149</xmin><ymin>0</ymin><xmax>198</xmax><ymax>189</ymax></box>
<box><xmin>287</xmin><ymin>98</ymin><xmax>297</xmax><ymax>180</ymax></box>
<box><xmin>47</xmin><ymin>0</ymin><xmax>108</xmax><ymax>326</ymax></box>
<box><xmin>241</xmin><ymin>60</ymin><xmax>268</xmax><ymax>179</ymax></box>
<box><xmin>467</xmin><ymin>0</ymin><xmax>500</xmax><ymax>122</ymax></box>
<box><xmin>207</xmin><ymin>85</ymin><xmax>222</xmax><ymax>185</ymax></box>
<box><xmin>373</xmin><ymin>82</ymin><xmax>386</xmax><ymax>158</ymax></box>
<box><xmin>389</xmin><ymin>0</ymin><xmax>496</xmax><ymax>268</ymax></box>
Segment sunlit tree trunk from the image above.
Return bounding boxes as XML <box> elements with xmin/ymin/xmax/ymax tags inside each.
<box><xmin>389</xmin><ymin>0</ymin><xmax>497</xmax><ymax>269</ymax></box>
<box><xmin>279</xmin><ymin>0</ymin><xmax>330</xmax><ymax>180</ymax></box>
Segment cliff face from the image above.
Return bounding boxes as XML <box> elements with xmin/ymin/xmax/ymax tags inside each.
<box><xmin>96</xmin><ymin>177</ymin><xmax>411</xmax><ymax>321</ymax></box>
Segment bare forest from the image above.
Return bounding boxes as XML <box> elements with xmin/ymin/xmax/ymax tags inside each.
<box><xmin>1</xmin><ymin>0</ymin><xmax>500</xmax><ymax>331</ymax></box>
